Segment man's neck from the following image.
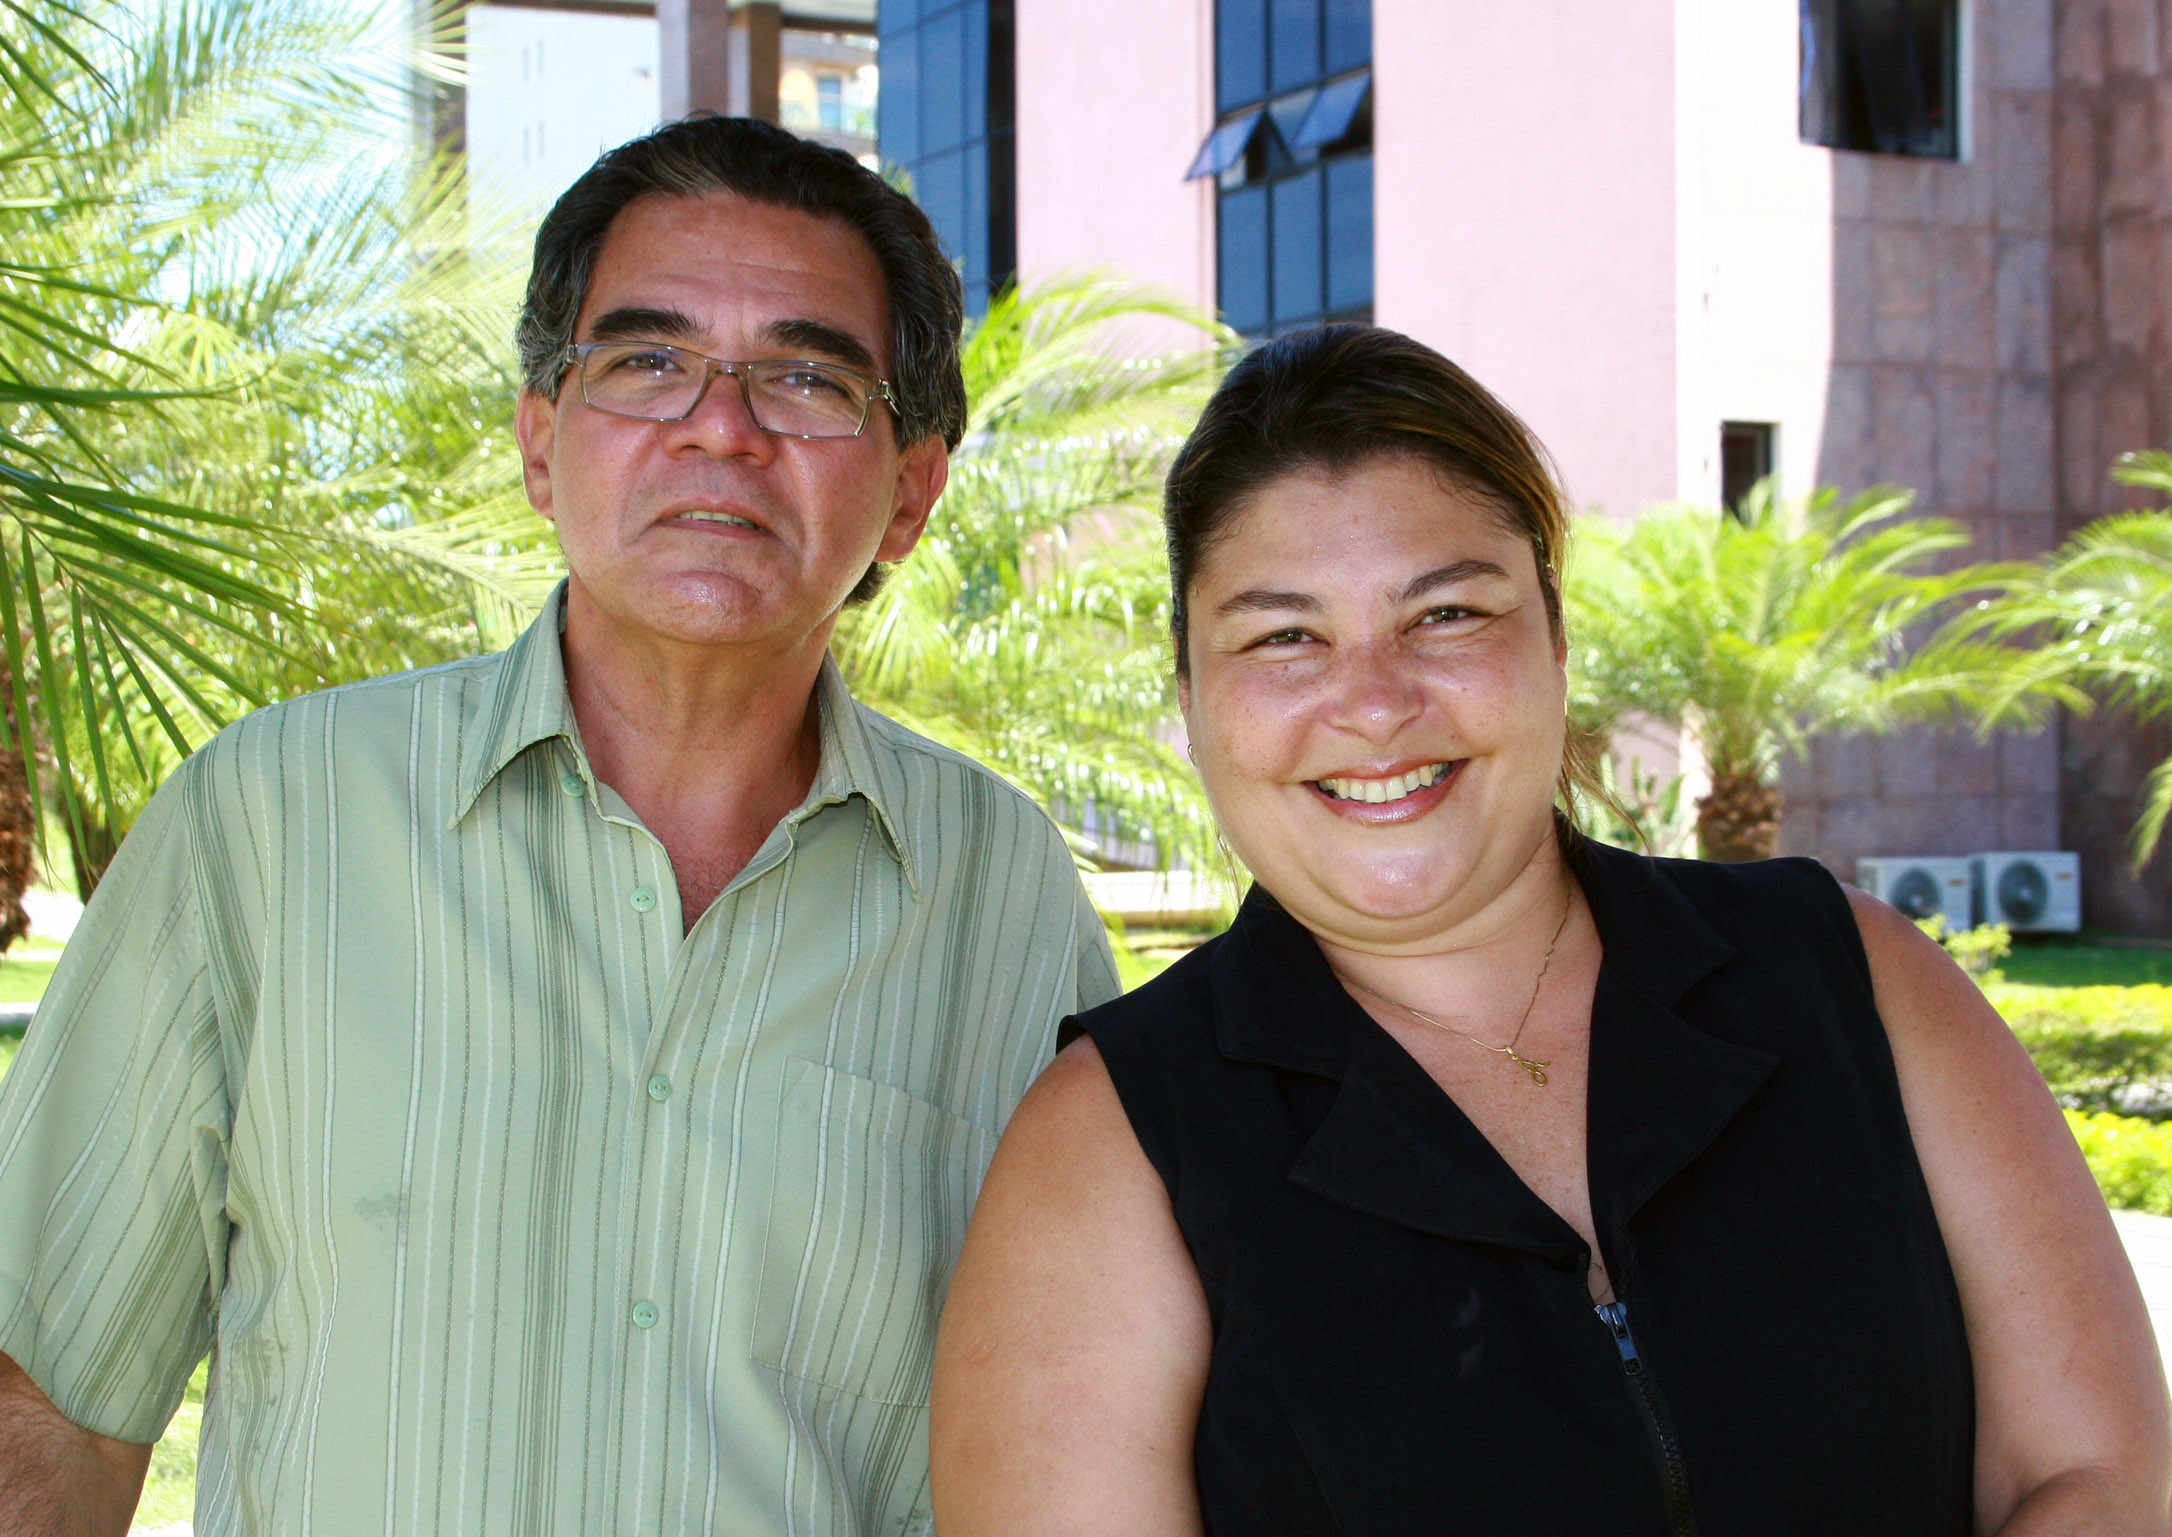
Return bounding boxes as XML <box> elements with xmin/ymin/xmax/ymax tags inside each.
<box><xmin>559</xmin><ymin>581</ymin><xmax>831</xmax><ymax>928</ymax></box>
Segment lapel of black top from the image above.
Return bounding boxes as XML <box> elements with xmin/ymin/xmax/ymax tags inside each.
<box><xmin>1574</xmin><ymin>841</ymin><xmax>1781</xmax><ymax>1234</ymax></box>
<box><xmin>1210</xmin><ymin>887</ymin><xmax>1589</xmax><ymax>1263</ymax></box>
<box><xmin>1209</xmin><ymin>843</ymin><xmax>1783</xmax><ymax>1257</ymax></box>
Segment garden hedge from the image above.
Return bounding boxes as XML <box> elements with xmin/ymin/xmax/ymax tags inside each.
<box><xmin>2066</xmin><ymin>1109</ymin><xmax>2172</xmax><ymax>1216</ymax></box>
<box><xmin>1987</xmin><ymin>983</ymin><xmax>2172</xmax><ymax>1116</ymax></box>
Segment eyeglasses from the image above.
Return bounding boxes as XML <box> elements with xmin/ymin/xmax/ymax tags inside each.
<box><xmin>561</xmin><ymin>341</ymin><xmax>900</xmax><ymax>439</ymax></box>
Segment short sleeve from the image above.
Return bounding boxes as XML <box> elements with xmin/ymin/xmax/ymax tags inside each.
<box><xmin>1071</xmin><ymin>880</ymin><xmax>1122</xmax><ymax>1012</ymax></box>
<box><xmin>0</xmin><ymin>771</ymin><xmax>227</xmax><ymax>1444</ymax></box>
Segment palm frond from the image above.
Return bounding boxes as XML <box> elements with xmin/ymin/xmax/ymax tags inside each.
<box><xmin>836</xmin><ymin>275</ymin><xmax>1228</xmax><ymax>877</ymax></box>
<box><xmin>1568</xmin><ymin>481</ymin><xmax>2026</xmax><ymax>788</ymax></box>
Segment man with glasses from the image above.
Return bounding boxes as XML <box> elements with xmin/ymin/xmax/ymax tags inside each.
<box><xmin>0</xmin><ymin>116</ymin><xmax>1118</xmax><ymax>1537</ymax></box>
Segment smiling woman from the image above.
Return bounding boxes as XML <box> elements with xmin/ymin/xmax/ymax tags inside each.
<box><xmin>930</xmin><ymin>325</ymin><xmax>2172</xmax><ymax>1537</ymax></box>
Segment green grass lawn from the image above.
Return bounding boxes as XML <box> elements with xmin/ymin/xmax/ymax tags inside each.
<box><xmin>0</xmin><ymin>956</ymin><xmax>57</xmax><ymax>1003</ymax></box>
<box><xmin>132</xmin><ymin>1361</ymin><xmax>207</xmax><ymax>1529</ymax></box>
<box><xmin>2002</xmin><ymin>939</ymin><xmax>2172</xmax><ymax>988</ymax></box>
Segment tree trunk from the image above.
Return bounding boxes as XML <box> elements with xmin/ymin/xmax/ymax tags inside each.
<box><xmin>0</xmin><ymin>670</ymin><xmax>32</xmax><ymax>954</ymax></box>
<box><xmin>67</xmin><ymin>815</ymin><xmax>119</xmax><ymax>903</ymax></box>
<box><xmin>1695</xmin><ymin>770</ymin><xmax>1782</xmax><ymax>863</ymax></box>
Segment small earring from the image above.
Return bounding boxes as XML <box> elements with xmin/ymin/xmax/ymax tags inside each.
<box><xmin>1186</xmin><ymin>743</ymin><xmax>1198</xmax><ymax>764</ymax></box>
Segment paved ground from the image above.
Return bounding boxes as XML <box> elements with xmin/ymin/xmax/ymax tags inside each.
<box><xmin>2115</xmin><ymin>1208</ymin><xmax>2172</xmax><ymax>1366</ymax></box>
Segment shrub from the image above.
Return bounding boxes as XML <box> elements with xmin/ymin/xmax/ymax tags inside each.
<box><xmin>2066</xmin><ymin>1109</ymin><xmax>2172</xmax><ymax>1216</ymax></box>
<box><xmin>1988</xmin><ymin>984</ymin><xmax>2172</xmax><ymax>1114</ymax></box>
<box><xmin>1916</xmin><ymin>916</ymin><xmax>2012</xmax><ymax>982</ymax></box>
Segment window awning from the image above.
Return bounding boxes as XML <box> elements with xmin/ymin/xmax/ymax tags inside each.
<box><xmin>1186</xmin><ymin>108</ymin><xmax>1267</xmax><ymax>180</ymax></box>
<box><xmin>1292</xmin><ymin>70</ymin><xmax>1371</xmax><ymax>151</ymax></box>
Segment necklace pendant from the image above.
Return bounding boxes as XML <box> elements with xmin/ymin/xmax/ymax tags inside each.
<box><xmin>1509</xmin><ymin>1051</ymin><xmax>1551</xmax><ymax>1088</ymax></box>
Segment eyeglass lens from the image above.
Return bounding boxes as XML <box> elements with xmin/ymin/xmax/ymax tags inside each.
<box><xmin>577</xmin><ymin>343</ymin><xmax>876</xmax><ymax>437</ymax></box>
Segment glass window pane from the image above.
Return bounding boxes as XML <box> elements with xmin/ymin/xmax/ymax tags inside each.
<box><xmin>1325</xmin><ymin>153</ymin><xmax>1372</xmax><ymax>313</ymax></box>
<box><xmin>964</xmin><ymin>138</ymin><xmax>991</xmax><ymax>294</ymax></box>
<box><xmin>1292</xmin><ymin>71</ymin><xmax>1367</xmax><ymax>149</ymax></box>
<box><xmin>878</xmin><ymin>26</ymin><xmax>920</xmax><ymax>166</ymax></box>
<box><xmin>916</xmin><ymin>147</ymin><xmax>967</xmax><ymax>264</ymax></box>
<box><xmin>1271</xmin><ymin>0</ymin><xmax>1321</xmax><ymax>92</ymax></box>
<box><xmin>1219</xmin><ymin>184</ymin><xmax>1270</xmax><ymax>334</ymax></box>
<box><xmin>1324</xmin><ymin>0</ymin><xmax>1370</xmax><ymax>74</ymax></box>
<box><xmin>1188</xmin><ymin>110</ymin><xmax>1262</xmax><ymax>180</ymax></box>
<box><xmin>1218</xmin><ymin>0</ymin><xmax>1268</xmax><ymax>110</ymax></box>
<box><xmin>920</xmin><ymin>8</ymin><xmax>968</xmax><ymax>156</ymax></box>
<box><xmin>1271</xmin><ymin>167</ymin><xmax>1323</xmax><ymax>326</ymax></box>
<box><xmin>965</xmin><ymin>2</ymin><xmax>989</xmax><ymax>142</ymax></box>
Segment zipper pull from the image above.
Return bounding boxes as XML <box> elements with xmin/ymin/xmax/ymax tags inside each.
<box><xmin>1595</xmin><ymin>1300</ymin><xmax>1644</xmax><ymax>1374</ymax></box>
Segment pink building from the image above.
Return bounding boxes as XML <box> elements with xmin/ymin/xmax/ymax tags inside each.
<box><xmin>1009</xmin><ymin>0</ymin><xmax>2172</xmax><ymax>933</ymax></box>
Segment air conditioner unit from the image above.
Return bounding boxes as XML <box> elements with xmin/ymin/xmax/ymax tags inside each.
<box><xmin>1972</xmin><ymin>851</ymin><xmax>2082</xmax><ymax>933</ymax></box>
<box><xmin>1856</xmin><ymin>856</ymin><xmax>1975</xmax><ymax>933</ymax></box>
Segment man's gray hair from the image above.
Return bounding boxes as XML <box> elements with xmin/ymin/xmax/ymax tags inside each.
<box><xmin>515</xmin><ymin>114</ymin><xmax>967</xmax><ymax>453</ymax></box>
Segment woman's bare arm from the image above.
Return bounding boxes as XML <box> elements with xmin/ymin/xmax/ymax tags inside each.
<box><xmin>0</xmin><ymin>1351</ymin><xmax>152</xmax><ymax>1537</ymax></box>
<box><xmin>931</xmin><ymin>1038</ymin><xmax>1213</xmax><ymax>1537</ymax></box>
<box><xmin>1851</xmin><ymin>888</ymin><xmax>2172</xmax><ymax>1536</ymax></box>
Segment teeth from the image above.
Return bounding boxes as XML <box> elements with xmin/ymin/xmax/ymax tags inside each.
<box><xmin>1317</xmin><ymin>763</ymin><xmax>1449</xmax><ymax>804</ymax></box>
<box><xmin>678</xmin><ymin>511</ymin><xmax>759</xmax><ymax>528</ymax></box>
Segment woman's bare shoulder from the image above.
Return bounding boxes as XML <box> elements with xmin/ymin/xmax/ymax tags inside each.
<box><xmin>933</xmin><ymin>1038</ymin><xmax>1213</xmax><ymax>1536</ymax></box>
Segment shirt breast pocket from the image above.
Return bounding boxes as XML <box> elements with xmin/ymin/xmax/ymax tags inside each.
<box><xmin>752</xmin><ymin>1058</ymin><xmax>997</xmax><ymax>1407</ymax></box>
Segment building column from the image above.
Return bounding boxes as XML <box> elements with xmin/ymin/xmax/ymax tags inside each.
<box><xmin>659</xmin><ymin>0</ymin><xmax>781</xmax><ymax>123</ymax></box>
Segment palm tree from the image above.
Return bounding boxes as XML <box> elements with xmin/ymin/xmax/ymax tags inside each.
<box><xmin>1566</xmin><ymin>482</ymin><xmax>2020</xmax><ymax>862</ymax></box>
<box><xmin>832</xmin><ymin>275</ymin><xmax>1233</xmax><ymax>878</ymax></box>
<box><xmin>1968</xmin><ymin>451</ymin><xmax>2172</xmax><ymax>868</ymax></box>
<box><xmin>0</xmin><ymin>0</ymin><xmax>539</xmax><ymax>899</ymax></box>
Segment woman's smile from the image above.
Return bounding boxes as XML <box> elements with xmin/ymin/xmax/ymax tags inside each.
<box><xmin>1307</xmin><ymin>758</ymin><xmax>1462</xmax><ymax>820</ymax></box>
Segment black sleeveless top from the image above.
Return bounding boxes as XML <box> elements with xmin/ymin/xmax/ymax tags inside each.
<box><xmin>1077</xmin><ymin>842</ymin><xmax>1974</xmax><ymax>1537</ymax></box>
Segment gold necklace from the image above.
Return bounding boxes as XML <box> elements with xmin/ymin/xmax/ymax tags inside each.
<box><xmin>1348</xmin><ymin>889</ymin><xmax>1574</xmax><ymax>1088</ymax></box>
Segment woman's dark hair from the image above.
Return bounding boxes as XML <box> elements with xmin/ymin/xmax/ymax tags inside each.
<box><xmin>515</xmin><ymin>114</ymin><xmax>966</xmax><ymax>453</ymax></box>
<box><xmin>1163</xmin><ymin>323</ymin><xmax>1616</xmax><ymax>829</ymax></box>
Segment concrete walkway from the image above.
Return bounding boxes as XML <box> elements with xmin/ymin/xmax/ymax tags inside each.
<box><xmin>2115</xmin><ymin>1208</ymin><xmax>2172</xmax><ymax>1366</ymax></box>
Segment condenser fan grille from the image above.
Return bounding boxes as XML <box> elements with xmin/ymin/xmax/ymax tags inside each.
<box><xmin>1888</xmin><ymin>869</ymin><xmax>1944</xmax><ymax>919</ymax></box>
<box><xmin>1994</xmin><ymin>862</ymin><xmax>2050</xmax><ymax>924</ymax></box>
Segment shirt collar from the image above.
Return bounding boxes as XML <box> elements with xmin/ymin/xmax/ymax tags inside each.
<box><xmin>450</xmin><ymin>582</ymin><xmax>921</xmax><ymax>896</ymax></box>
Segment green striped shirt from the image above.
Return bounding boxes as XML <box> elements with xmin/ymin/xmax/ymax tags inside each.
<box><xmin>0</xmin><ymin>587</ymin><xmax>1117</xmax><ymax>1536</ymax></box>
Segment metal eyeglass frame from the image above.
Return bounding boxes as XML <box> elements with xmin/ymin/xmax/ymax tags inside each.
<box><xmin>560</xmin><ymin>341</ymin><xmax>901</xmax><ymax>439</ymax></box>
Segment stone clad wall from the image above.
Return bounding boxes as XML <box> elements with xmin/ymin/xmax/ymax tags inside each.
<box><xmin>1788</xmin><ymin>0</ymin><xmax>2065</xmax><ymax>894</ymax></box>
<box><xmin>1791</xmin><ymin>0</ymin><xmax>2172</xmax><ymax>932</ymax></box>
<box><xmin>2045</xmin><ymin>0</ymin><xmax>2172</xmax><ymax>930</ymax></box>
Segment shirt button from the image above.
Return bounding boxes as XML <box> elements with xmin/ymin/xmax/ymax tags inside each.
<box><xmin>647</xmin><ymin>1073</ymin><xmax>672</xmax><ymax>1103</ymax></box>
<box><xmin>631</xmin><ymin>1300</ymin><xmax>659</xmax><ymax>1330</ymax></box>
<box><xmin>560</xmin><ymin>772</ymin><xmax>585</xmax><ymax>797</ymax></box>
<box><xmin>629</xmin><ymin>885</ymin><xmax>657</xmax><ymax>913</ymax></box>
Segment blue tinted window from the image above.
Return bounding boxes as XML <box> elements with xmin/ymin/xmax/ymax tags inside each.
<box><xmin>965</xmin><ymin>139</ymin><xmax>991</xmax><ymax>292</ymax></box>
<box><xmin>916</xmin><ymin>147</ymin><xmax>966</xmax><ymax>255</ymax></box>
<box><xmin>1270</xmin><ymin>0</ymin><xmax>1320</xmax><ymax>92</ymax></box>
<box><xmin>920</xmin><ymin>8</ymin><xmax>968</xmax><ymax>156</ymax></box>
<box><xmin>965</xmin><ymin>3</ymin><xmax>989</xmax><ymax>138</ymax></box>
<box><xmin>1219</xmin><ymin>185</ymin><xmax>1270</xmax><ymax>334</ymax></box>
<box><xmin>1271</xmin><ymin>168</ymin><xmax>1322</xmax><ymax>324</ymax></box>
<box><xmin>1293</xmin><ymin>70</ymin><xmax>1367</xmax><ymax>149</ymax></box>
<box><xmin>1218</xmin><ymin>0</ymin><xmax>1268</xmax><ymax>110</ymax></box>
<box><xmin>879</xmin><ymin>0</ymin><xmax>1015</xmax><ymax>313</ymax></box>
<box><xmin>1325</xmin><ymin>153</ymin><xmax>1372</xmax><ymax>312</ymax></box>
<box><xmin>880</xmin><ymin>26</ymin><xmax>920</xmax><ymax>165</ymax></box>
<box><xmin>1324</xmin><ymin>0</ymin><xmax>1369</xmax><ymax>73</ymax></box>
